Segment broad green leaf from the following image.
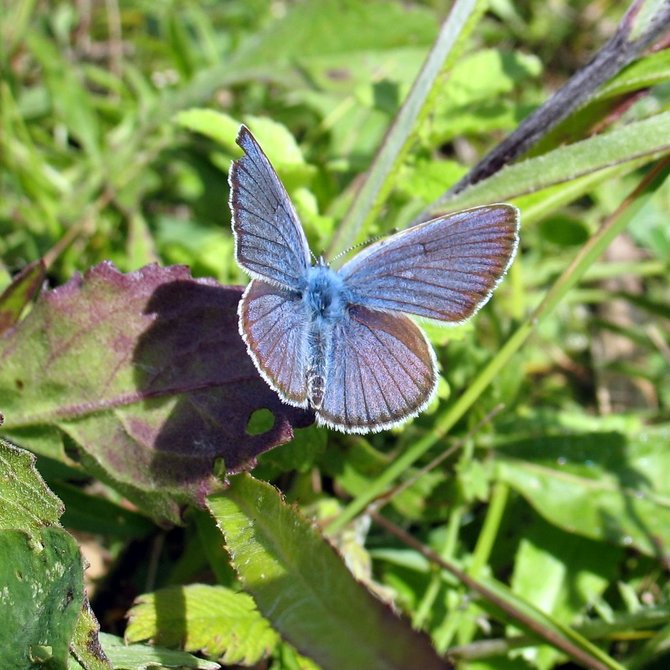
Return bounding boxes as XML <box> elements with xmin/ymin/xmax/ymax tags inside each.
<box><xmin>0</xmin><ymin>438</ymin><xmax>64</xmax><ymax>534</ymax></box>
<box><xmin>236</xmin><ymin>116</ymin><xmax>316</xmax><ymax>191</ymax></box>
<box><xmin>436</xmin><ymin>48</ymin><xmax>542</xmax><ymax>108</ymax></box>
<box><xmin>496</xmin><ymin>426</ymin><xmax>670</xmax><ymax>556</ymax></box>
<box><xmin>428</xmin><ymin>112</ymin><xmax>670</xmax><ymax>214</ymax></box>
<box><xmin>126</xmin><ymin>584</ymin><xmax>279</xmax><ymax>666</ymax></box>
<box><xmin>429</xmin><ymin>49</ymin><xmax>542</xmax><ymax>143</ymax></box>
<box><xmin>0</xmin><ymin>440</ymin><xmax>107</xmax><ymax>669</ymax></box>
<box><xmin>94</xmin><ymin>633</ymin><xmax>218</xmax><ymax>670</ymax></box>
<box><xmin>396</xmin><ymin>159</ymin><xmax>467</xmax><ymax>203</ymax></box>
<box><xmin>256</xmin><ymin>425</ymin><xmax>327</xmax><ymax>476</ymax></box>
<box><xmin>510</xmin><ymin>516</ymin><xmax>621</xmax><ymax>669</ymax></box>
<box><xmin>0</xmin><ymin>528</ymin><xmax>84</xmax><ymax>670</ymax></box>
<box><xmin>208</xmin><ymin>474</ymin><xmax>448</xmax><ymax>670</ymax></box>
<box><xmin>0</xmin><ymin>263</ymin><xmax>312</xmax><ymax>522</ymax></box>
<box><xmin>0</xmin><ymin>441</ymin><xmax>88</xmax><ymax>669</ymax></box>
<box><xmin>176</xmin><ymin>111</ymin><xmax>315</xmax><ymax>196</ymax></box>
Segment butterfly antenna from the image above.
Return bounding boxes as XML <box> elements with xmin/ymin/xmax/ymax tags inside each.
<box><xmin>330</xmin><ymin>228</ymin><xmax>399</xmax><ymax>263</ymax></box>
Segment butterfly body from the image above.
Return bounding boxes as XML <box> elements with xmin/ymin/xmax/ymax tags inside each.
<box><xmin>229</xmin><ymin>125</ymin><xmax>520</xmax><ymax>433</ymax></box>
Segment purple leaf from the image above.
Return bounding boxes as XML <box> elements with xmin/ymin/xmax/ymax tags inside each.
<box><xmin>0</xmin><ymin>262</ymin><xmax>313</xmax><ymax>519</ymax></box>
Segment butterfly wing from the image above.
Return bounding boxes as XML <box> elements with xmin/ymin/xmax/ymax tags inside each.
<box><xmin>229</xmin><ymin>125</ymin><xmax>311</xmax><ymax>290</ymax></box>
<box><xmin>238</xmin><ymin>279</ymin><xmax>310</xmax><ymax>407</ymax></box>
<box><xmin>318</xmin><ymin>306</ymin><xmax>437</xmax><ymax>433</ymax></box>
<box><xmin>339</xmin><ymin>205</ymin><xmax>519</xmax><ymax>323</ymax></box>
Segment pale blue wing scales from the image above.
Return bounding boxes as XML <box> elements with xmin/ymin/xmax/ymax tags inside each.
<box><xmin>338</xmin><ymin>205</ymin><xmax>519</xmax><ymax>323</ymax></box>
<box><xmin>229</xmin><ymin>125</ymin><xmax>311</xmax><ymax>290</ymax></box>
<box><xmin>238</xmin><ymin>280</ymin><xmax>310</xmax><ymax>407</ymax></box>
<box><xmin>318</xmin><ymin>306</ymin><xmax>437</xmax><ymax>433</ymax></box>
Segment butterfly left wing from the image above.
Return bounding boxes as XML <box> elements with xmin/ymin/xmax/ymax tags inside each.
<box><xmin>238</xmin><ymin>279</ymin><xmax>311</xmax><ymax>407</ymax></box>
<box><xmin>318</xmin><ymin>306</ymin><xmax>437</xmax><ymax>433</ymax></box>
<box><xmin>338</xmin><ymin>205</ymin><xmax>519</xmax><ymax>323</ymax></box>
<box><xmin>229</xmin><ymin>126</ymin><xmax>311</xmax><ymax>291</ymax></box>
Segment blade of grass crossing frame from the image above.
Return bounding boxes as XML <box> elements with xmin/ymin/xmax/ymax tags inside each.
<box><xmin>327</xmin><ymin>0</ymin><xmax>488</xmax><ymax>257</ymax></box>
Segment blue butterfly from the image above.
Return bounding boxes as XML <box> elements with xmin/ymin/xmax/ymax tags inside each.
<box><xmin>229</xmin><ymin>125</ymin><xmax>519</xmax><ymax>433</ymax></box>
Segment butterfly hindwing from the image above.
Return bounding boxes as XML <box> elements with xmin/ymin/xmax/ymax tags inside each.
<box><xmin>238</xmin><ymin>279</ymin><xmax>310</xmax><ymax>407</ymax></box>
<box><xmin>318</xmin><ymin>306</ymin><xmax>437</xmax><ymax>433</ymax></box>
<box><xmin>229</xmin><ymin>126</ymin><xmax>311</xmax><ymax>290</ymax></box>
<box><xmin>339</xmin><ymin>205</ymin><xmax>519</xmax><ymax>323</ymax></box>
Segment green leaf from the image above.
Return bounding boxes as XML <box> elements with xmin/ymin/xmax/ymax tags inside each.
<box><xmin>69</xmin><ymin>600</ymin><xmax>112</xmax><ymax>670</ymax></box>
<box><xmin>0</xmin><ymin>438</ymin><xmax>64</xmax><ymax>534</ymax></box>
<box><xmin>208</xmin><ymin>474</ymin><xmax>448</xmax><ymax>670</ymax></box>
<box><xmin>0</xmin><ymin>528</ymin><xmax>84</xmax><ymax>670</ymax></box>
<box><xmin>0</xmin><ymin>440</ymin><xmax>107</xmax><ymax>669</ymax></box>
<box><xmin>0</xmin><ymin>440</ymin><xmax>88</xmax><ymax>669</ymax></box>
<box><xmin>94</xmin><ymin>632</ymin><xmax>219</xmax><ymax>670</ymax></box>
<box><xmin>429</xmin><ymin>112</ymin><xmax>670</xmax><ymax>214</ymax></box>
<box><xmin>596</xmin><ymin>49</ymin><xmax>670</xmax><ymax>100</ymax></box>
<box><xmin>510</xmin><ymin>516</ymin><xmax>621</xmax><ymax>669</ymax></box>
<box><xmin>496</xmin><ymin>426</ymin><xmax>670</xmax><ymax>556</ymax></box>
<box><xmin>256</xmin><ymin>425</ymin><xmax>328</xmax><ymax>476</ymax></box>
<box><xmin>437</xmin><ymin>48</ymin><xmax>542</xmax><ymax>108</ymax></box>
<box><xmin>126</xmin><ymin>584</ymin><xmax>278</xmax><ymax>666</ymax></box>
<box><xmin>175</xmin><ymin>109</ymin><xmax>240</xmax><ymax>152</ymax></box>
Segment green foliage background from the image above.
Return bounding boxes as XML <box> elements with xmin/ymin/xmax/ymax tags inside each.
<box><xmin>1</xmin><ymin>1</ymin><xmax>670</xmax><ymax>669</ymax></box>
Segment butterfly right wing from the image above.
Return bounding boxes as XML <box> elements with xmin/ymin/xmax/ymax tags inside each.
<box><xmin>229</xmin><ymin>125</ymin><xmax>311</xmax><ymax>290</ymax></box>
<box><xmin>238</xmin><ymin>279</ymin><xmax>311</xmax><ymax>407</ymax></box>
<box><xmin>338</xmin><ymin>205</ymin><xmax>519</xmax><ymax>323</ymax></box>
<box><xmin>318</xmin><ymin>305</ymin><xmax>438</xmax><ymax>433</ymax></box>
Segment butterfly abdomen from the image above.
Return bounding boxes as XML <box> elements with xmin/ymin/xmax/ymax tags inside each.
<box><xmin>306</xmin><ymin>324</ymin><xmax>328</xmax><ymax>409</ymax></box>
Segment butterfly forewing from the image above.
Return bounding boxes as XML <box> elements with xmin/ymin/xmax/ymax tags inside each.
<box><xmin>319</xmin><ymin>306</ymin><xmax>437</xmax><ymax>433</ymax></box>
<box><xmin>229</xmin><ymin>126</ymin><xmax>311</xmax><ymax>290</ymax></box>
<box><xmin>238</xmin><ymin>279</ymin><xmax>310</xmax><ymax>407</ymax></box>
<box><xmin>339</xmin><ymin>205</ymin><xmax>519</xmax><ymax>323</ymax></box>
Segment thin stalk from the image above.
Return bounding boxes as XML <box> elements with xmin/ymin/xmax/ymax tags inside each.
<box><xmin>373</xmin><ymin>512</ymin><xmax>626</xmax><ymax>670</ymax></box>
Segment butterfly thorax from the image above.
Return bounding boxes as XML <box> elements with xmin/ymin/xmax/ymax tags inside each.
<box><xmin>303</xmin><ymin>261</ymin><xmax>348</xmax><ymax>322</ymax></box>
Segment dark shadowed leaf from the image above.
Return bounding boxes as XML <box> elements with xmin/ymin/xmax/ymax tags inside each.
<box><xmin>0</xmin><ymin>259</ymin><xmax>46</xmax><ymax>335</ymax></box>
<box><xmin>208</xmin><ymin>474</ymin><xmax>450</xmax><ymax>670</ymax></box>
<box><xmin>0</xmin><ymin>263</ymin><xmax>313</xmax><ymax>521</ymax></box>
